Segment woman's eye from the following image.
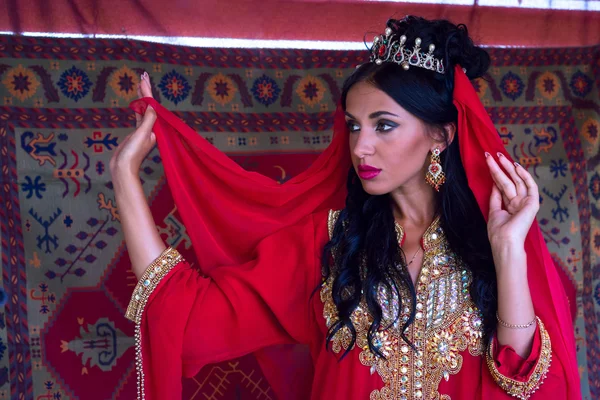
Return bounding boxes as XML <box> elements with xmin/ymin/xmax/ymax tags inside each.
<box><xmin>376</xmin><ymin>122</ymin><xmax>394</xmax><ymax>132</ymax></box>
<box><xmin>347</xmin><ymin>122</ymin><xmax>360</xmax><ymax>132</ymax></box>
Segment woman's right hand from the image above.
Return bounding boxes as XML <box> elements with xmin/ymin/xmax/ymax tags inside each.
<box><xmin>109</xmin><ymin>72</ymin><xmax>157</xmax><ymax>178</ymax></box>
<box><xmin>109</xmin><ymin>71</ymin><xmax>167</xmax><ymax>278</ymax></box>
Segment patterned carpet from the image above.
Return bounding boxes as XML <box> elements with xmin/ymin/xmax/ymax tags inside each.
<box><xmin>0</xmin><ymin>36</ymin><xmax>598</xmax><ymax>399</ymax></box>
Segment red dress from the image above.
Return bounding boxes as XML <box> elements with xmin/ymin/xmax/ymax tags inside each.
<box><xmin>126</xmin><ymin>210</ymin><xmax>559</xmax><ymax>400</ymax></box>
<box><xmin>124</xmin><ymin>66</ymin><xmax>580</xmax><ymax>399</ymax></box>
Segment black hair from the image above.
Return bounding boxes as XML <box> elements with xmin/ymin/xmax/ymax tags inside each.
<box><xmin>321</xmin><ymin>16</ymin><xmax>497</xmax><ymax>359</ymax></box>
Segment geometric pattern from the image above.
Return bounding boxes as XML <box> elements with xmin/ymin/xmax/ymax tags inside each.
<box><xmin>0</xmin><ymin>34</ymin><xmax>598</xmax><ymax>399</ymax></box>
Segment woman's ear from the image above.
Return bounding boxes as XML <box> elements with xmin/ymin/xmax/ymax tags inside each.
<box><xmin>431</xmin><ymin>122</ymin><xmax>456</xmax><ymax>152</ymax></box>
<box><xmin>444</xmin><ymin>122</ymin><xmax>457</xmax><ymax>149</ymax></box>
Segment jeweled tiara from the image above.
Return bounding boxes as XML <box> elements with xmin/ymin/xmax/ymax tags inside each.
<box><xmin>370</xmin><ymin>27</ymin><xmax>445</xmax><ymax>74</ymax></box>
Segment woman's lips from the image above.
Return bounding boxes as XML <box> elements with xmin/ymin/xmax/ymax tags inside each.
<box><xmin>357</xmin><ymin>165</ymin><xmax>381</xmax><ymax>180</ymax></box>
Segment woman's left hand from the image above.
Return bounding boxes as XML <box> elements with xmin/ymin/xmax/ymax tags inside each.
<box><xmin>485</xmin><ymin>152</ymin><xmax>540</xmax><ymax>253</ymax></box>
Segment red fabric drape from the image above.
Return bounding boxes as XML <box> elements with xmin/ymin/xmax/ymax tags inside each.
<box><xmin>4</xmin><ymin>0</ymin><xmax>600</xmax><ymax>47</ymax></box>
<box><xmin>131</xmin><ymin>98</ymin><xmax>349</xmax><ymax>270</ymax></box>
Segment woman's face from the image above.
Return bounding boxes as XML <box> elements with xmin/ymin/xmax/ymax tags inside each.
<box><xmin>345</xmin><ymin>81</ymin><xmax>441</xmax><ymax>196</ymax></box>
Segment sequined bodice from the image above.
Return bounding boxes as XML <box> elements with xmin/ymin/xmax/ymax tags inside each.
<box><xmin>321</xmin><ymin>210</ymin><xmax>484</xmax><ymax>400</ymax></box>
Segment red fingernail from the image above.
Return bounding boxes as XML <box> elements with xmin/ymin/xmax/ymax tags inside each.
<box><xmin>497</xmin><ymin>152</ymin><xmax>504</xmax><ymax>158</ymax></box>
<box><xmin>484</xmin><ymin>152</ymin><xmax>491</xmax><ymax>158</ymax></box>
<box><xmin>514</xmin><ymin>162</ymin><xmax>521</xmax><ymax>168</ymax></box>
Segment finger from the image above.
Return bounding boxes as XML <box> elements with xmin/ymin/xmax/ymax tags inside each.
<box><xmin>485</xmin><ymin>152</ymin><xmax>517</xmax><ymax>199</ymax></box>
<box><xmin>515</xmin><ymin>162</ymin><xmax>539</xmax><ymax>197</ymax></box>
<box><xmin>497</xmin><ymin>153</ymin><xmax>527</xmax><ymax>198</ymax></box>
<box><xmin>140</xmin><ymin>72</ymin><xmax>154</xmax><ymax>98</ymax></box>
<box><xmin>135</xmin><ymin>80</ymin><xmax>143</xmax><ymax>128</ymax></box>
<box><xmin>501</xmin><ymin>193</ymin><xmax>511</xmax><ymax>209</ymax></box>
<box><xmin>489</xmin><ymin>181</ymin><xmax>503</xmax><ymax>212</ymax></box>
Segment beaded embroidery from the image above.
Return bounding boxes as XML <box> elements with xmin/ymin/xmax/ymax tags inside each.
<box><xmin>486</xmin><ymin>317</ymin><xmax>552</xmax><ymax>400</ymax></box>
<box><xmin>125</xmin><ymin>247</ymin><xmax>182</xmax><ymax>400</ymax></box>
<box><xmin>323</xmin><ymin>210</ymin><xmax>485</xmax><ymax>399</ymax></box>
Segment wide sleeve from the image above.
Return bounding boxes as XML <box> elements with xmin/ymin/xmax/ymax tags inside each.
<box><xmin>485</xmin><ymin>318</ymin><xmax>562</xmax><ymax>399</ymax></box>
<box><xmin>124</xmin><ymin>214</ymin><xmax>322</xmax><ymax>400</ymax></box>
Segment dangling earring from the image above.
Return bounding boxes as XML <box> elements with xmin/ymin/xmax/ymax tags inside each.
<box><xmin>426</xmin><ymin>148</ymin><xmax>445</xmax><ymax>192</ymax></box>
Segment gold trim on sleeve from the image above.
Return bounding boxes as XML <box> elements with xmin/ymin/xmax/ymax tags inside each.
<box><xmin>125</xmin><ymin>247</ymin><xmax>183</xmax><ymax>323</ymax></box>
<box><xmin>124</xmin><ymin>247</ymin><xmax>183</xmax><ymax>400</ymax></box>
<box><xmin>486</xmin><ymin>317</ymin><xmax>552</xmax><ymax>400</ymax></box>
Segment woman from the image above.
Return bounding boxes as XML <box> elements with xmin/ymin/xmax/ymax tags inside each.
<box><xmin>111</xmin><ymin>16</ymin><xmax>580</xmax><ymax>399</ymax></box>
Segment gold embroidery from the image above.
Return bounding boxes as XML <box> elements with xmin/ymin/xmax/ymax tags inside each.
<box><xmin>322</xmin><ymin>210</ymin><xmax>484</xmax><ymax>400</ymax></box>
<box><xmin>486</xmin><ymin>318</ymin><xmax>552</xmax><ymax>400</ymax></box>
<box><xmin>125</xmin><ymin>247</ymin><xmax>182</xmax><ymax>323</ymax></box>
<box><xmin>125</xmin><ymin>247</ymin><xmax>183</xmax><ymax>400</ymax></box>
<box><xmin>327</xmin><ymin>209</ymin><xmax>340</xmax><ymax>239</ymax></box>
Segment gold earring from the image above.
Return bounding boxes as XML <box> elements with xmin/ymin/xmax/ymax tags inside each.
<box><xmin>426</xmin><ymin>148</ymin><xmax>445</xmax><ymax>192</ymax></box>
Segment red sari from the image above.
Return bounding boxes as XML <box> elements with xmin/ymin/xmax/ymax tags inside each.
<box><xmin>124</xmin><ymin>66</ymin><xmax>580</xmax><ymax>399</ymax></box>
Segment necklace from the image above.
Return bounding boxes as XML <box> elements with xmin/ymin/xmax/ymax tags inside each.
<box><xmin>406</xmin><ymin>247</ymin><xmax>421</xmax><ymax>266</ymax></box>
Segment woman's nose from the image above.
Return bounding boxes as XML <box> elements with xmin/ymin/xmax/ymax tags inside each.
<box><xmin>352</xmin><ymin>131</ymin><xmax>375</xmax><ymax>159</ymax></box>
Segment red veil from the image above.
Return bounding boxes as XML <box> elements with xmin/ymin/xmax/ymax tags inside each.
<box><xmin>130</xmin><ymin>65</ymin><xmax>580</xmax><ymax>399</ymax></box>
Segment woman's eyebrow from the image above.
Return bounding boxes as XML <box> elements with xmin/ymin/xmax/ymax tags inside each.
<box><xmin>344</xmin><ymin>111</ymin><xmax>399</xmax><ymax>120</ymax></box>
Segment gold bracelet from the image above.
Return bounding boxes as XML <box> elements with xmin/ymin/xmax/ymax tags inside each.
<box><xmin>496</xmin><ymin>311</ymin><xmax>537</xmax><ymax>329</ymax></box>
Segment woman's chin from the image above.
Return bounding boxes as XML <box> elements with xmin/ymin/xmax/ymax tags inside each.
<box><xmin>360</xmin><ymin>180</ymin><xmax>391</xmax><ymax>196</ymax></box>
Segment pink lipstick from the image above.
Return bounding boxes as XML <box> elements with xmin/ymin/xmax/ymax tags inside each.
<box><xmin>357</xmin><ymin>165</ymin><xmax>381</xmax><ymax>180</ymax></box>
